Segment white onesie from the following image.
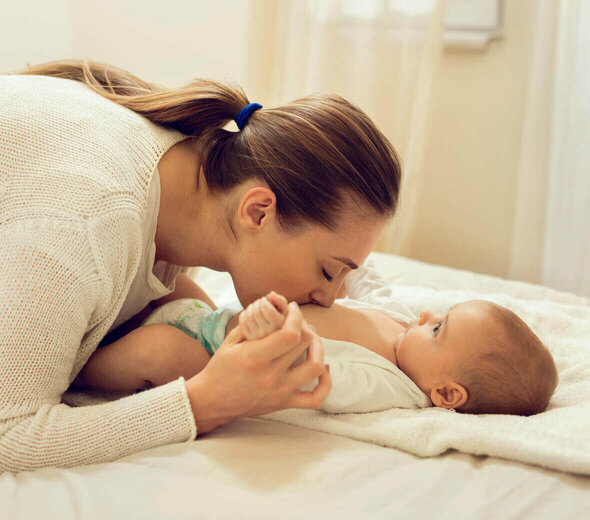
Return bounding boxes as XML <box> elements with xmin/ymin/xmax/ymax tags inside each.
<box><xmin>304</xmin><ymin>337</ymin><xmax>431</xmax><ymax>413</ymax></box>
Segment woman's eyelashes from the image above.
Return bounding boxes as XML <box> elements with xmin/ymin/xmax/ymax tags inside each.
<box><xmin>432</xmin><ymin>322</ymin><xmax>442</xmax><ymax>336</ymax></box>
<box><xmin>322</xmin><ymin>268</ymin><xmax>333</xmax><ymax>282</ymax></box>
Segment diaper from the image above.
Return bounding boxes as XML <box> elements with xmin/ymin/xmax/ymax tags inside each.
<box><xmin>140</xmin><ymin>298</ymin><xmax>241</xmax><ymax>355</ymax></box>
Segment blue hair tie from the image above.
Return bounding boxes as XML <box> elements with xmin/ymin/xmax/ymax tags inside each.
<box><xmin>234</xmin><ymin>102</ymin><xmax>262</xmax><ymax>130</ymax></box>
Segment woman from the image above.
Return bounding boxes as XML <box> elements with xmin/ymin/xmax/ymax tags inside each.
<box><xmin>0</xmin><ymin>60</ymin><xmax>401</xmax><ymax>472</ymax></box>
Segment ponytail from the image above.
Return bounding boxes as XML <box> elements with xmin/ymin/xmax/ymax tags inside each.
<box><xmin>14</xmin><ymin>59</ymin><xmax>402</xmax><ymax>230</ymax></box>
<box><xmin>16</xmin><ymin>59</ymin><xmax>248</xmax><ymax>136</ymax></box>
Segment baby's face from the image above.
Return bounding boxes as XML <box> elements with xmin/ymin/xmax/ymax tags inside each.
<box><xmin>394</xmin><ymin>300</ymin><xmax>497</xmax><ymax>395</ymax></box>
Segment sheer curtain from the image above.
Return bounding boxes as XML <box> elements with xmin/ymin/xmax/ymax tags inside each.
<box><xmin>510</xmin><ymin>0</ymin><xmax>590</xmax><ymax>297</ymax></box>
<box><xmin>246</xmin><ymin>0</ymin><xmax>445</xmax><ymax>255</ymax></box>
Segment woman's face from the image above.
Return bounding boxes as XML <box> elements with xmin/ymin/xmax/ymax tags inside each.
<box><xmin>229</xmin><ymin>209</ymin><xmax>387</xmax><ymax>307</ymax></box>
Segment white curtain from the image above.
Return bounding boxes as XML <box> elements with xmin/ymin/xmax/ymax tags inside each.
<box><xmin>510</xmin><ymin>0</ymin><xmax>590</xmax><ymax>297</ymax></box>
<box><xmin>246</xmin><ymin>0</ymin><xmax>445</xmax><ymax>255</ymax></box>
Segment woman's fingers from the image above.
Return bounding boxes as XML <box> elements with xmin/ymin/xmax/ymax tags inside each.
<box><xmin>286</xmin><ymin>368</ymin><xmax>332</xmax><ymax>409</ymax></box>
<box><xmin>276</xmin><ymin>320</ymin><xmax>320</xmax><ymax>369</ymax></box>
<box><xmin>284</xmin><ymin>345</ymin><xmax>326</xmax><ymax>389</ymax></box>
<box><xmin>222</xmin><ymin>323</ymin><xmax>245</xmax><ymax>347</ymax></box>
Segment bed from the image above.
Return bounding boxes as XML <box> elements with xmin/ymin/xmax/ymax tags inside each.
<box><xmin>1</xmin><ymin>252</ymin><xmax>589</xmax><ymax>519</ymax></box>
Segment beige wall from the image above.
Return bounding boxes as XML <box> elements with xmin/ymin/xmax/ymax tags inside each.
<box><xmin>407</xmin><ymin>0</ymin><xmax>536</xmax><ymax>278</ymax></box>
<box><xmin>0</xmin><ymin>1</ymin><xmax>73</xmax><ymax>71</ymax></box>
<box><xmin>0</xmin><ymin>1</ymin><xmax>248</xmax><ymax>87</ymax></box>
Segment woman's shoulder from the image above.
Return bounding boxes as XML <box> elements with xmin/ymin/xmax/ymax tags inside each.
<box><xmin>0</xmin><ymin>74</ymin><xmax>185</xmax><ymax>223</ymax></box>
<box><xmin>1</xmin><ymin>74</ymin><xmax>184</xmax><ymax>164</ymax></box>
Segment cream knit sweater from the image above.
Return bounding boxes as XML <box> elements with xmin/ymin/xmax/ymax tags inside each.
<box><xmin>0</xmin><ymin>75</ymin><xmax>197</xmax><ymax>473</ymax></box>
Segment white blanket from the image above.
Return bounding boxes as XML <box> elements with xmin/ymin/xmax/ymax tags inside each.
<box><xmin>262</xmin><ymin>277</ymin><xmax>590</xmax><ymax>476</ymax></box>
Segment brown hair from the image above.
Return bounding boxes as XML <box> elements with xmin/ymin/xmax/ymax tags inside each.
<box><xmin>454</xmin><ymin>303</ymin><xmax>558</xmax><ymax>416</ymax></box>
<box><xmin>15</xmin><ymin>59</ymin><xmax>402</xmax><ymax>230</ymax></box>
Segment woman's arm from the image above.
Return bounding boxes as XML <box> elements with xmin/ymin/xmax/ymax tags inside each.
<box><xmin>0</xmin><ymin>222</ymin><xmax>198</xmax><ymax>473</ymax></box>
<box><xmin>152</xmin><ymin>272</ymin><xmax>216</xmax><ymax>310</ymax></box>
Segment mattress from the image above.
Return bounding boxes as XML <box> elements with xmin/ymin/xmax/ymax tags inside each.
<box><xmin>1</xmin><ymin>252</ymin><xmax>589</xmax><ymax>519</ymax></box>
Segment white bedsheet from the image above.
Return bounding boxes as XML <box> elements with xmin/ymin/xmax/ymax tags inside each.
<box><xmin>2</xmin><ymin>252</ymin><xmax>589</xmax><ymax>519</ymax></box>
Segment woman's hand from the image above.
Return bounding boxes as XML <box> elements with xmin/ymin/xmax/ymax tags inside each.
<box><xmin>185</xmin><ymin>302</ymin><xmax>331</xmax><ymax>434</ymax></box>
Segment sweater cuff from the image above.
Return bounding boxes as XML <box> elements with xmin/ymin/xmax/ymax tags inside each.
<box><xmin>176</xmin><ymin>377</ymin><xmax>198</xmax><ymax>440</ymax></box>
<box><xmin>118</xmin><ymin>377</ymin><xmax>197</xmax><ymax>443</ymax></box>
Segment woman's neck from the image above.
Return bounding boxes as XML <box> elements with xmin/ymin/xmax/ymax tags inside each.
<box><xmin>155</xmin><ymin>141</ymin><xmax>232</xmax><ymax>270</ymax></box>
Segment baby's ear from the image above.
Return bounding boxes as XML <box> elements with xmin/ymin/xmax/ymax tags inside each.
<box><xmin>430</xmin><ymin>383</ymin><xmax>468</xmax><ymax>409</ymax></box>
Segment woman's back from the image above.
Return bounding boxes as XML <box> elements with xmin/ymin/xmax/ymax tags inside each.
<box><xmin>0</xmin><ymin>75</ymin><xmax>195</xmax><ymax>473</ymax></box>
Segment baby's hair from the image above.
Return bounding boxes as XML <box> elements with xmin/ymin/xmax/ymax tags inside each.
<box><xmin>453</xmin><ymin>302</ymin><xmax>558</xmax><ymax>416</ymax></box>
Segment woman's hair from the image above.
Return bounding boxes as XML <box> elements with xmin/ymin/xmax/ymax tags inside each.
<box><xmin>454</xmin><ymin>303</ymin><xmax>558</xmax><ymax>416</ymax></box>
<box><xmin>17</xmin><ymin>59</ymin><xmax>402</xmax><ymax>230</ymax></box>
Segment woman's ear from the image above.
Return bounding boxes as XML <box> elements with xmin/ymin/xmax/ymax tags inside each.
<box><xmin>236</xmin><ymin>187</ymin><xmax>277</xmax><ymax>232</ymax></box>
<box><xmin>430</xmin><ymin>382</ymin><xmax>468</xmax><ymax>409</ymax></box>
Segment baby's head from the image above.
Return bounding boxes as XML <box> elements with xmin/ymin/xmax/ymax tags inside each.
<box><xmin>394</xmin><ymin>300</ymin><xmax>558</xmax><ymax>416</ymax></box>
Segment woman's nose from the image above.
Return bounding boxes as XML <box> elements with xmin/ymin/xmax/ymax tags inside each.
<box><xmin>310</xmin><ymin>281</ymin><xmax>343</xmax><ymax>307</ymax></box>
<box><xmin>418</xmin><ymin>310</ymin><xmax>434</xmax><ymax>326</ymax></box>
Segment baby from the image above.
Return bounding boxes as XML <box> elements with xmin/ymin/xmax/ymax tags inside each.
<box><xmin>76</xmin><ymin>291</ymin><xmax>558</xmax><ymax>416</ymax></box>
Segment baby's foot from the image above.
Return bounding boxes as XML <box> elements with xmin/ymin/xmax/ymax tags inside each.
<box><xmin>239</xmin><ymin>291</ymin><xmax>288</xmax><ymax>340</ymax></box>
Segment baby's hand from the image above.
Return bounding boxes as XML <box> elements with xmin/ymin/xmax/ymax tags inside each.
<box><xmin>239</xmin><ymin>291</ymin><xmax>288</xmax><ymax>340</ymax></box>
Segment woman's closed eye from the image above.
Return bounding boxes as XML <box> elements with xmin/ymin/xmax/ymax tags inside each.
<box><xmin>322</xmin><ymin>268</ymin><xmax>333</xmax><ymax>282</ymax></box>
<box><xmin>433</xmin><ymin>322</ymin><xmax>442</xmax><ymax>336</ymax></box>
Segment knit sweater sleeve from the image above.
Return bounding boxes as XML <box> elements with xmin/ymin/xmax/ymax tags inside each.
<box><xmin>0</xmin><ymin>219</ymin><xmax>196</xmax><ymax>474</ymax></box>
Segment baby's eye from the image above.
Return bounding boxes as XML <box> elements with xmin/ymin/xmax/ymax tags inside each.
<box><xmin>433</xmin><ymin>322</ymin><xmax>442</xmax><ymax>336</ymax></box>
<box><xmin>322</xmin><ymin>268</ymin><xmax>333</xmax><ymax>282</ymax></box>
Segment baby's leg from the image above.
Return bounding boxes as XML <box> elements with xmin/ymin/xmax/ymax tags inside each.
<box><xmin>76</xmin><ymin>323</ymin><xmax>212</xmax><ymax>391</ymax></box>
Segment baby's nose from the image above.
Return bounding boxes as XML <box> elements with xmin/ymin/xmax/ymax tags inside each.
<box><xmin>419</xmin><ymin>310</ymin><xmax>434</xmax><ymax>326</ymax></box>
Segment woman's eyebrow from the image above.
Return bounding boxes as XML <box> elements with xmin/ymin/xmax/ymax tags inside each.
<box><xmin>331</xmin><ymin>256</ymin><xmax>358</xmax><ymax>269</ymax></box>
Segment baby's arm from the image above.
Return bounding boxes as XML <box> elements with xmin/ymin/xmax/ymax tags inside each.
<box><xmin>75</xmin><ymin>323</ymin><xmax>212</xmax><ymax>391</ymax></box>
<box><xmin>224</xmin><ymin>291</ymin><xmax>289</xmax><ymax>344</ymax></box>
